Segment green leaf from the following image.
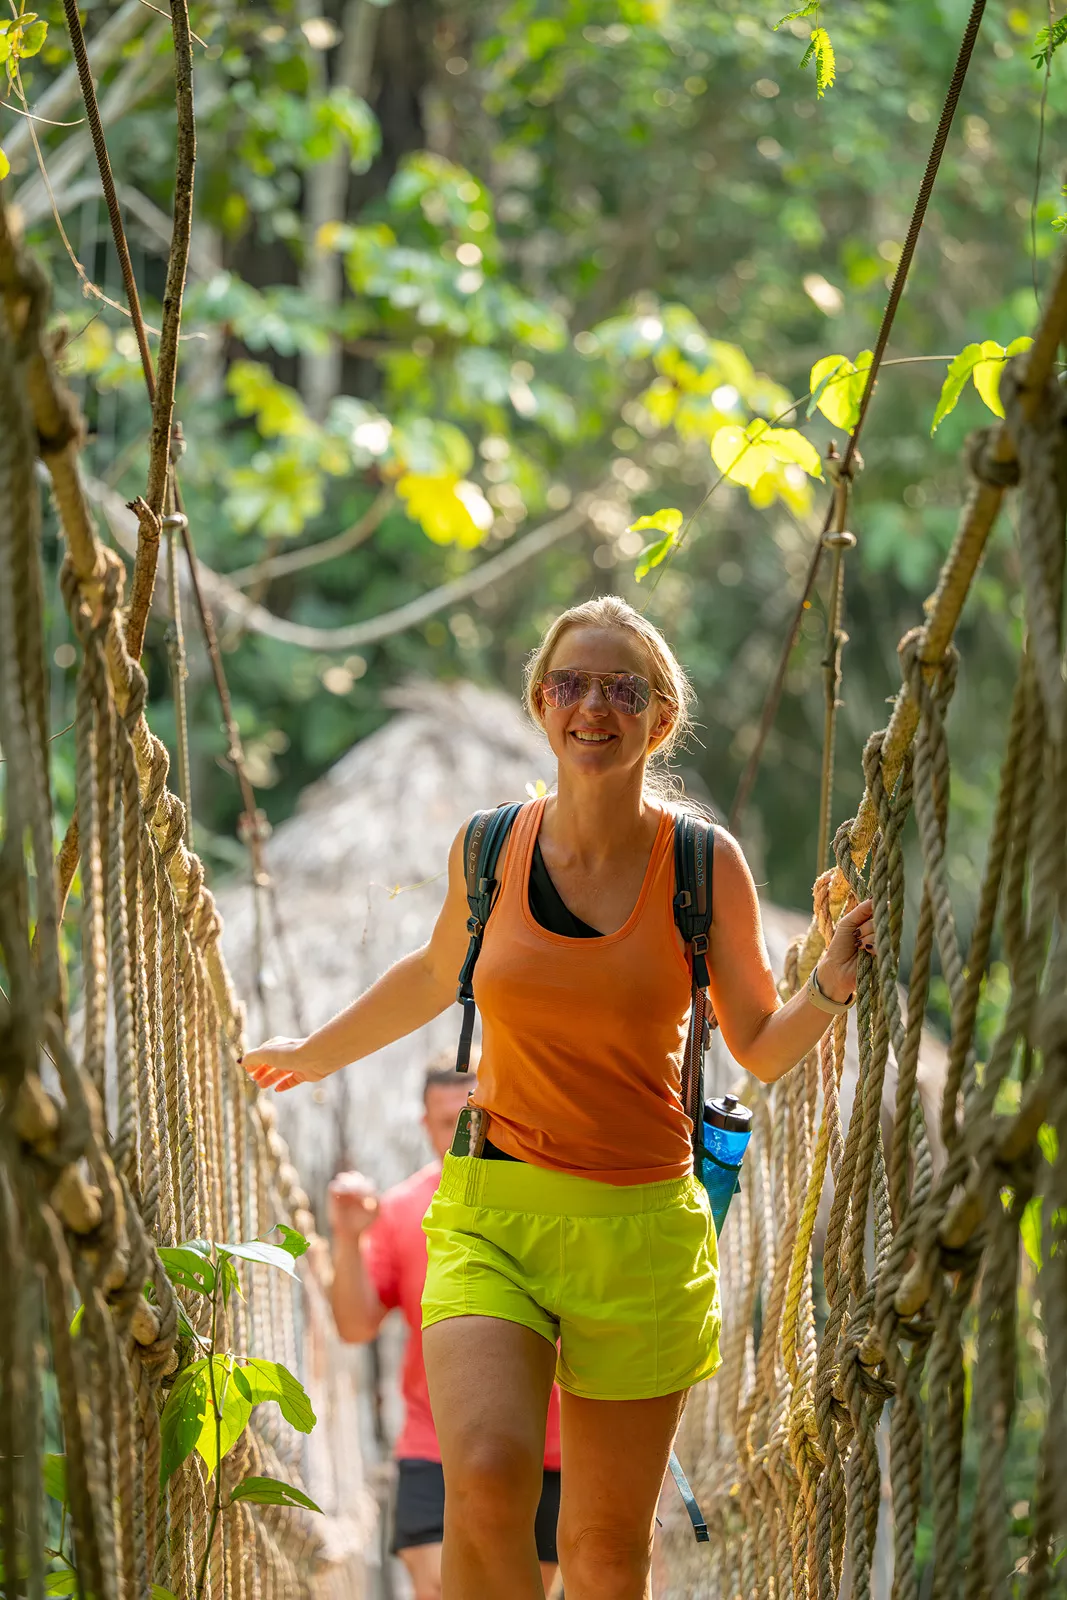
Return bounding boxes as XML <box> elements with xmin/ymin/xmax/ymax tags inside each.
<box><xmin>634</xmin><ymin>532</ymin><xmax>677</xmax><ymax>582</ymax></box>
<box><xmin>19</xmin><ymin>18</ymin><xmax>47</xmax><ymax>55</ymax></box>
<box><xmin>1021</xmin><ymin>1195</ymin><xmax>1043</xmax><ymax>1268</ymax></box>
<box><xmin>271</xmin><ymin>1224</ymin><xmax>310</xmax><ymax>1260</ymax></box>
<box><xmin>229</xmin><ymin>1474</ymin><xmax>323</xmax><ymax>1513</ymax></box>
<box><xmin>627</xmin><ymin>508</ymin><xmax>682</xmax><ymax>537</ymax></box>
<box><xmin>216</xmin><ymin>1255</ymin><xmax>241</xmax><ymax>1309</ymax></box>
<box><xmin>218</xmin><ymin>1239</ymin><xmax>301</xmax><ymax>1277</ymax></box>
<box><xmin>43</xmin><ymin>1453</ymin><xmax>67</xmax><ymax>1505</ymax></box>
<box><xmin>160</xmin><ymin>1359</ymin><xmax>211</xmax><ymax>1487</ymax></box>
<box><xmin>931</xmin><ymin>344</ymin><xmax>982</xmax><ymax>433</ymax></box>
<box><xmin>773</xmin><ymin>0</ymin><xmax>818</xmax><ymax>27</ymax></box>
<box><xmin>1032</xmin><ymin>15</ymin><xmax>1067</xmax><ymax>66</ymax></box>
<box><xmin>194</xmin><ymin>1359</ymin><xmax>251</xmax><ymax>1478</ymax></box>
<box><xmin>45</xmin><ymin>1571</ymin><xmax>78</xmax><ymax>1596</ymax></box>
<box><xmin>239</xmin><ymin>1359</ymin><xmax>317</xmax><ymax>1433</ymax></box>
<box><xmin>69</xmin><ymin>1304</ymin><xmax>84</xmax><ymax>1336</ymax></box>
<box><xmin>1039</xmin><ymin>1123</ymin><xmax>1058</xmax><ymax>1165</ymax></box>
<box><xmin>0</xmin><ymin>146</ymin><xmax>9</xmax><ymax>181</ymax></box>
<box><xmin>158</xmin><ymin>1245</ymin><xmax>216</xmax><ymax>1296</ymax></box>
<box><xmin>152</xmin><ymin>1588</ymin><xmax>179</xmax><ymax>1600</ymax></box>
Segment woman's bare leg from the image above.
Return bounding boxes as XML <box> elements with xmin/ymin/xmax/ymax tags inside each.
<box><xmin>424</xmin><ymin>1316</ymin><xmax>557</xmax><ymax>1600</ymax></box>
<box><xmin>556</xmin><ymin>1388</ymin><xmax>688</xmax><ymax>1600</ymax></box>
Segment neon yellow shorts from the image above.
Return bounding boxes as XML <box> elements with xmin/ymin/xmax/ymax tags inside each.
<box><xmin>422</xmin><ymin>1153</ymin><xmax>721</xmax><ymax>1401</ymax></box>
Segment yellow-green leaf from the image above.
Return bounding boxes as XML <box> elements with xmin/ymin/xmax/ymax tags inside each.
<box><xmin>762</xmin><ymin>427</ymin><xmax>823</xmax><ymax>478</ymax></box>
<box><xmin>931</xmin><ymin>343</ymin><xmax>982</xmax><ymax>433</ymax></box>
<box><xmin>972</xmin><ymin>339</ymin><xmax>1009</xmax><ymax>417</ymax></box>
<box><xmin>1021</xmin><ymin>1195</ymin><xmax>1043</xmax><ymax>1268</ymax></box>
<box><xmin>194</xmin><ymin>1358</ymin><xmax>251</xmax><ymax>1478</ymax></box>
<box><xmin>710</xmin><ymin>424</ymin><xmax>774</xmax><ymax>489</ymax></box>
<box><xmin>811</xmin><ymin>27</ymin><xmax>835</xmax><ymax>96</ymax></box>
<box><xmin>0</xmin><ymin>146</ymin><xmax>9</xmax><ymax>181</ymax></box>
<box><xmin>397</xmin><ymin>473</ymin><xmax>492</xmax><ymax>548</ymax></box>
<box><xmin>773</xmin><ymin>1</ymin><xmax>817</xmax><ymax>28</ymax></box>
<box><xmin>809</xmin><ymin>352</ymin><xmax>871</xmax><ymax>431</ymax></box>
<box><xmin>634</xmin><ymin>531</ymin><xmax>676</xmax><ymax>582</ymax></box>
<box><xmin>628</xmin><ymin>508</ymin><xmax>682</xmax><ymax>537</ymax></box>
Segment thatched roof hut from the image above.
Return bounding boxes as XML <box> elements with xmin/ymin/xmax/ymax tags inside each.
<box><xmin>215</xmin><ymin>679</ymin><xmax>946</xmax><ymax>1213</ymax></box>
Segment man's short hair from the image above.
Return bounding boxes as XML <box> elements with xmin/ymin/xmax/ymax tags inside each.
<box><xmin>423</xmin><ymin>1048</ymin><xmax>477</xmax><ymax>1102</ymax></box>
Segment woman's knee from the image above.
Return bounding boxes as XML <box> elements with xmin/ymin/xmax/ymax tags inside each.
<box><xmin>444</xmin><ymin>1433</ymin><xmax>544</xmax><ymax>1523</ymax></box>
<box><xmin>557</xmin><ymin>1520</ymin><xmax>654</xmax><ymax>1598</ymax></box>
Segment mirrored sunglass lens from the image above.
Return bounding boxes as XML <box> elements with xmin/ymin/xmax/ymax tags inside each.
<box><xmin>609</xmin><ymin>676</ymin><xmax>648</xmax><ymax>713</ymax></box>
<box><xmin>544</xmin><ymin>670</ymin><xmax>584</xmax><ymax>706</ymax></box>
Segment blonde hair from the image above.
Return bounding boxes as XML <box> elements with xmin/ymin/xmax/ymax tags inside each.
<box><xmin>523</xmin><ymin>596</ymin><xmax>696</xmax><ymax>791</ymax></box>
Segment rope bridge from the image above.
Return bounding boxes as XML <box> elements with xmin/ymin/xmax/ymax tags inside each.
<box><xmin>0</xmin><ymin>207</ymin><xmax>360</xmax><ymax>1597</ymax></box>
<box><xmin>2</xmin><ymin>166</ymin><xmax>1067</xmax><ymax>1600</ymax></box>
<box><xmin>665</xmin><ymin>254</ymin><xmax>1067</xmax><ymax>1598</ymax></box>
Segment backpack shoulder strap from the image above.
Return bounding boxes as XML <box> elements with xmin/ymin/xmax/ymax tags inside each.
<box><xmin>672</xmin><ymin>812</ymin><xmax>715</xmax><ymax>988</ymax></box>
<box><xmin>672</xmin><ymin>812</ymin><xmax>717</xmax><ymax>1145</ymax></box>
<box><xmin>454</xmin><ymin>801</ymin><xmax>524</xmax><ymax>1071</ymax></box>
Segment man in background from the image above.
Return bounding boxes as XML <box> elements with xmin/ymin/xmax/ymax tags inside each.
<box><xmin>329</xmin><ymin>1058</ymin><xmax>563</xmax><ymax>1600</ymax></box>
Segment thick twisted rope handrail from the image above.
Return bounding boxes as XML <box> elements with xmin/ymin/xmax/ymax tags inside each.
<box><xmin>0</xmin><ymin>201</ymin><xmax>344</xmax><ymax>1598</ymax></box>
<box><xmin>663</xmin><ymin>238</ymin><xmax>1067</xmax><ymax>1600</ymax></box>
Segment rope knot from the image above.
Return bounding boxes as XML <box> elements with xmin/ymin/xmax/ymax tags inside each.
<box><xmin>158</xmin><ymin>796</ymin><xmax>187</xmax><ymax>864</ymax></box>
<box><xmin>966</xmin><ymin>426</ymin><xmax>1020</xmax><ymax>489</ymax></box>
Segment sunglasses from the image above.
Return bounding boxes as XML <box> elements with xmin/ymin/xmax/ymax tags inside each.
<box><xmin>540</xmin><ymin>669</ymin><xmax>652</xmax><ymax>716</ymax></box>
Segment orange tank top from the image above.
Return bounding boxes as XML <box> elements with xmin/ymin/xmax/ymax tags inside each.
<box><xmin>470</xmin><ymin>797</ymin><xmax>695</xmax><ymax>1185</ymax></box>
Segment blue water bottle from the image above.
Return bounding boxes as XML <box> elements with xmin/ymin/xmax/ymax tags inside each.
<box><xmin>700</xmin><ymin>1093</ymin><xmax>753</xmax><ymax>1234</ymax></box>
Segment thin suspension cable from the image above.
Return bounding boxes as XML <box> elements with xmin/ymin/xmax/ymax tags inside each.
<box><xmin>729</xmin><ymin>0</ymin><xmax>988</xmax><ymax>831</ymax></box>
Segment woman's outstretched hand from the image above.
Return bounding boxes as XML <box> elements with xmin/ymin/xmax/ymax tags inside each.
<box><xmin>816</xmin><ymin>898</ymin><xmax>875</xmax><ymax>1004</ymax></box>
<box><xmin>240</xmin><ymin>1037</ymin><xmax>325</xmax><ymax>1093</ymax></box>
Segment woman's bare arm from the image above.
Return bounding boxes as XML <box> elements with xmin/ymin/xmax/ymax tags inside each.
<box><xmin>706</xmin><ymin>831</ymin><xmax>873</xmax><ymax>1085</ymax></box>
<box><xmin>242</xmin><ymin>822</ymin><xmax>473</xmax><ymax>1092</ymax></box>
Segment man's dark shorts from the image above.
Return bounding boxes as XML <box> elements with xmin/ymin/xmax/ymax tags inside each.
<box><xmin>393</xmin><ymin>1458</ymin><xmax>561</xmax><ymax>1562</ymax></box>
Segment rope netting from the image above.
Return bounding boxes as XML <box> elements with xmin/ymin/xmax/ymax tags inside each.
<box><xmin>664</xmin><ymin>254</ymin><xmax>1067</xmax><ymax>1599</ymax></box>
<box><xmin>0</xmin><ymin>209</ymin><xmax>361</xmax><ymax>1597</ymax></box>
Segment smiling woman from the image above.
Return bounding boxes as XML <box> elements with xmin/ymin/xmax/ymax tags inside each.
<box><xmin>241</xmin><ymin>595</ymin><xmax>873</xmax><ymax>1600</ymax></box>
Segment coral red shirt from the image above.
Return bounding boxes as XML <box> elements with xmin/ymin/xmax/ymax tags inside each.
<box><xmin>361</xmin><ymin>1161</ymin><xmax>563</xmax><ymax>1468</ymax></box>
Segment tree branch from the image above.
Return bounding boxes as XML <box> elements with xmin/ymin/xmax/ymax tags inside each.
<box><xmin>222</xmin><ymin>488</ymin><xmax>393</xmax><ymax>589</ymax></box>
<box><xmin>142</xmin><ymin>0</ymin><xmax>195</xmax><ymax>526</ymax></box>
<box><xmin>88</xmin><ymin>475</ymin><xmax>590</xmax><ymax>651</ymax></box>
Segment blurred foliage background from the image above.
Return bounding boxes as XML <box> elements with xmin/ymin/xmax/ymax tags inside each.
<box><xmin>3</xmin><ymin>0</ymin><xmax>1064</xmax><ymax>934</ymax></box>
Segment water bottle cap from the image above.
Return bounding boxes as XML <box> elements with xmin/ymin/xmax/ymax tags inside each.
<box><xmin>704</xmin><ymin>1092</ymin><xmax>753</xmax><ymax>1132</ymax></box>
